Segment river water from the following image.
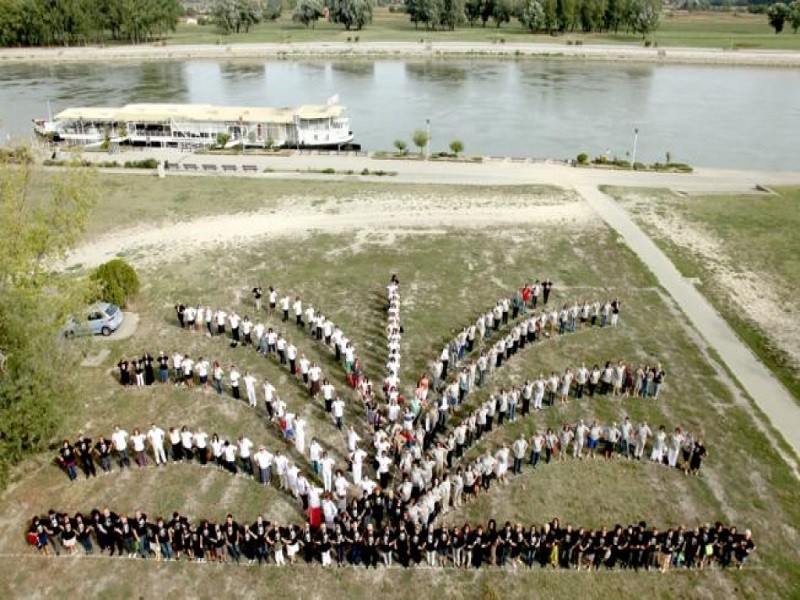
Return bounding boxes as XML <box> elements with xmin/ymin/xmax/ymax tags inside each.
<box><xmin>1</xmin><ymin>59</ymin><xmax>798</xmax><ymax>169</ymax></box>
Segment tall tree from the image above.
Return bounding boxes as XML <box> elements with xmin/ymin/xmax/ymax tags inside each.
<box><xmin>491</xmin><ymin>0</ymin><xmax>511</xmax><ymax>27</ymax></box>
<box><xmin>327</xmin><ymin>0</ymin><xmax>373</xmax><ymax>30</ymax></box>
<box><xmin>630</xmin><ymin>0</ymin><xmax>661</xmax><ymax>38</ymax></box>
<box><xmin>0</xmin><ymin>154</ymin><xmax>97</xmax><ymax>489</ymax></box>
<box><xmin>791</xmin><ymin>0</ymin><xmax>800</xmax><ymax>33</ymax></box>
<box><xmin>542</xmin><ymin>0</ymin><xmax>558</xmax><ymax>32</ymax></box>
<box><xmin>767</xmin><ymin>2</ymin><xmax>790</xmax><ymax>33</ymax></box>
<box><xmin>439</xmin><ymin>0</ymin><xmax>466</xmax><ymax>30</ymax></box>
<box><xmin>464</xmin><ymin>0</ymin><xmax>483</xmax><ymax>26</ymax></box>
<box><xmin>517</xmin><ymin>0</ymin><xmax>545</xmax><ymax>31</ymax></box>
<box><xmin>604</xmin><ymin>0</ymin><xmax>625</xmax><ymax>32</ymax></box>
<box><xmin>293</xmin><ymin>0</ymin><xmax>324</xmax><ymax>27</ymax></box>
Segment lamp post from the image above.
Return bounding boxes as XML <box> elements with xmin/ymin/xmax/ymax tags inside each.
<box><xmin>426</xmin><ymin>118</ymin><xmax>431</xmax><ymax>159</ymax></box>
<box><xmin>630</xmin><ymin>127</ymin><xmax>639</xmax><ymax>170</ymax></box>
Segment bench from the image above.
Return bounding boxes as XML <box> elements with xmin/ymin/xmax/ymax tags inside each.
<box><xmin>183</xmin><ymin>163</ymin><xmax>197</xmax><ymax>171</ymax></box>
<box><xmin>221</xmin><ymin>164</ymin><xmax>237</xmax><ymax>172</ymax></box>
<box><xmin>166</xmin><ymin>162</ymin><xmax>180</xmax><ymax>170</ymax></box>
<box><xmin>242</xmin><ymin>164</ymin><xmax>258</xmax><ymax>172</ymax></box>
<box><xmin>202</xmin><ymin>164</ymin><xmax>217</xmax><ymax>171</ymax></box>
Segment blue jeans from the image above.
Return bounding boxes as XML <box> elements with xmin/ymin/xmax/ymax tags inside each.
<box><xmin>66</xmin><ymin>463</ymin><xmax>77</xmax><ymax>481</ymax></box>
<box><xmin>158</xmin><ymin>368</ymin><xmax>168</xmax><ymax>383</ymax></box>
<box><xmin>477</xmin><ymin>370</ymin><xmax>485</xmax><ymax>387</ymax></box>
<box><xmin>529</xmin><ymin>451</ymin><xmax>540</xmax><ymax>468</ymax></box>
<box><xmin>509</xmin><ymin>403</ymin><xmax>516</xmax><ymax>421</ymax></box>
<box><xmin>215</xmin><ymin>378</ymin><xmax>222</xmax><ymax>394</ymax></box>
<box><xmin>259</xmin><ymin>467</ymin><xmax>271</xmax><ymax>484</ymax></box>
<box><xmin>117</xmin><ymin>450</ymin><xmax>130</xmax><ymax>468</ymax></box>
<box><xmin>513</xmin><ymin>457</ymin><xmax>522</xmax><ymax>474</ymax></box>
<box><xmin>160</xmin><ymin>542</ymin><xmax>173</xmax><ymax>560</ymax></box>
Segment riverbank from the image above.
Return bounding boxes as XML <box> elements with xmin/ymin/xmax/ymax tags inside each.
<box><xmin>3</xmin><ymin>41</ymin><xmax>800</xmax><ymax>67</ymax></box>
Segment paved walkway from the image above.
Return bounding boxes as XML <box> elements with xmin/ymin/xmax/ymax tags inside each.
<box><xmin>577</xmin><ymin>184</ymin><xmax>800</xmax><ymax>457</ymax></box>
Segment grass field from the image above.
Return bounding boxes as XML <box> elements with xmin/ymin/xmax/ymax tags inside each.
<box><xmin>606</xmin><ymin>186</ymin><xmax>800</xmax><ymax>407</ymax></box>
<box><xmin>164</xmin><ymin>9</ymin><xmax>800</xmax><ymax>50</ymax></box>
<box><xmin>1</xmin><ymin>175</ymin><xmax>798</xmax><ymax>598</ymax></box>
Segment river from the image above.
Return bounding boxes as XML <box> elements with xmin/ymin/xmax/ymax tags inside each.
<box><xmin>1</xmin><ymin>59</ymin><xmax>798</xmax><ymax>169</ymax></box>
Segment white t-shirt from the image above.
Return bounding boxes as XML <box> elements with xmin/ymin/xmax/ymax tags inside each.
<box><xmin>332</xmin><ymin>400</ymin><xmax>345</xmax><ymax>418</ymax></box>
<box><xmin>147</xmin><ymin>427</ymin><xmax>165</xmax><ymax>447</ymax></box>
<box><xmin>111</xmin><ymin>430</ymin><xmax>128</xmax><ymax>451</ymax></box>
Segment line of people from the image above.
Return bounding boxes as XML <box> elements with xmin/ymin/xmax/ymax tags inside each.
<box><xmin>386</xmin><ymin>275</ymin><xmax>402</xmax><ymax>394</ymax></box>
<box><xmin>55</xmin><ymin>424</ymin><xmax>325</xmax><ymax>500</ymax></box>
<box><xmin>27</xmin><ymin>509</ymin><xmax>755</xmax><ymax>572</ymax></box>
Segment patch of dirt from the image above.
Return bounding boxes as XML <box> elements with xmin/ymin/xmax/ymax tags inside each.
<box><xmin>65</xmin><ymin>193</ymin><xmax>597</xmax><ymax>271</ymax></box>
<box><xmin>619</xmin><ymin>191</ymin><xmax>800</xmax><ymax>376</ymax></box>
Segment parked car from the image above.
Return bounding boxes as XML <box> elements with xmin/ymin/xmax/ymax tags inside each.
<box><xmin>63</xmin><ymin>302</ymin><xmax>124</xmax><ymax>337</ymax></box>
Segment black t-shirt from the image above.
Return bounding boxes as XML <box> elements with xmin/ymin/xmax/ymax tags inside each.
<box><xmin>95</xmin><ymin>440</ymin><xmax>111</xmax><ymax>458</ymax></box>
<box><xmin>59</xmin><ymin>446</ymin><xmax>76</xmax><ymax>463</ymax></box>
<box><xmin>158</xmin><ymin>356</ymin><xmax>169</xmax><ymax>369</ymax></box>
<box><xmin>76</xmin><ymin>438</ymin><xmax>93</xmax><ymax>459</ymax></box>
<box><xmin>253</xmin><ymin>287</ymin><xmax>262</xmax><ymax>300</ymax></box>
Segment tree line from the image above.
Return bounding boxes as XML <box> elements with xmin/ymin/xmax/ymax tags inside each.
<box><xmin>0</xmin><ymin>0</ymin><xmax>182</xmax><ymax>46</ymax></box>
<box><xmin>403</xmin><ymin>0</ymin><xmax>663</xmax><ymax>35</ymax></box>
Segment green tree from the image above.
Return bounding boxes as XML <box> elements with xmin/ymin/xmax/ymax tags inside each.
<box><xmin>412</xmin><ymin>129</ymin><xmax>429</xmax><ymax>155</ymax></box>
<box><xmin>449</xmin><ymin>139</ymin><xmax>464</xmax><ymax>156</ymax></box>
<box><xmin>464</xmin><ymin>0</ymin><xmax>483</xmax><ymax>25</ymax></box>
<box><xmin>393</xmin><ymin>139</ymin><xmax>408</xmax><ymax>154</ymax></box>
<box><xmin>768</xmin><ymin>2</ymin><xmax>790</xmax><ymax>33</ymax></box>
<box><xmin>542</xmin><ymin>0</ymin><xmax>558</xmax><ymax>32</ymax></box>
<box><xmin>90</xmin><ymin>259</ymin><xmax>140</xmax><ymax>308</ymax></box>
<box><xmin>439</xmin><ymin>0</ymin><xmax>465</xmax><ymax>30</ymax></box>
<box><xmin>293</xmin><ymin>0</ymin><xmax>324</xmax><ymax>27</ymax></box>
<box><xmin>212</xmin><ymin>0</ymin><xmax>237</xmax><ymax>33</ymax></box>
<box><xmin>518</xmin><ymin>0</ymin><xmax>545</xmax><ymax>31</ymax></box>
<box><xmin>629</xmin><ymin>0</ymin><xmax>661</xmax><ymax>38</ymax></box>
<box><xmin>604</xmin><ymin>0</ymin><xmax>625</xmax><ymax>32</ymax></box>
<box><xmin>234</xmin><ymin>0</ymin><xmax>263</xmax><ymax>32</ymax></box>
<box><xmin>491</xmin><ymin>0</ymin><xmax>511</xmax><ymax>26</ymax></box>
<box><xmin>791</xmin><ymin>0</ymin><xmax>800</xmax><ymax>33</ymax></box>
<box><xmin>0</xmin><ymin>154</ymin><xmax>97</xmax><ymax>488</ymax></box>
<box><xmin>328</xmin><ymin>0</ymin><xmax>373</xmax><ymax>30</ymax></box>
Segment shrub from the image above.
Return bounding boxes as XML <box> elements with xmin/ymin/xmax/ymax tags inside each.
<box><xmin>361</xmin><ymin>168</ymin><xmax>370</xmax><ymax>175</ymax></box>
<box><xmin>216</xmin><ymin>132</ymin><xmax>231</xmax><ymax>149</ymax></box>
<box><xmin>449</xmin><ymin>139</ymin><xmax>464</xmax><ymax>156</ymax></box>
<box><xmin>90</xmin><ymin>258</ymin><xmax>140</xmax><ymax>308</ymax></box>
<box><xmin>576</xmin><ymin>152</ymin><xmax>588</xmax><ymax>164</ymax></box>
<box><xmin>123</xmin><ymin>159</ymin><xmax>158</xmax><ymax>169</ymax></box>
<box><xmin>321</xmin><ymin>167</ymin><xmax>336</xmax><ymax>174</ymax></box>
<box><xmin>633</xmin><ymin>161</ymin><xmax>645</xmax><ymax>170</ymax></box>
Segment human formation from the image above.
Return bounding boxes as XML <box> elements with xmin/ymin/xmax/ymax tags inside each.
<box><xmin>41</xmin><ymin>276</ymin><xmax>737</xmax><ymax>570</ymax></box>
<box><xmin>29</xmin><ymin>508</ymin><xmax>755</xmax><ymax>572</ymax></box>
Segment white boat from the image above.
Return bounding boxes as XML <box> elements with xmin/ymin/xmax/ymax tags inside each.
<box><xmin>33</xmin><ymin>99</ymin><xmax>356</xmax><ymax>150</ymax></box>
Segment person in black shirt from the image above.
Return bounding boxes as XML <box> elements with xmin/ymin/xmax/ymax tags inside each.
<box><xmin>223</xmin><ymin>515</ymin><xmax>241</xmax><ymax>563</ymax></box>
<box><xmin>363</xmin><ymin>526</ymin><xmax>379</xmax><ymax>568</ymax></box>
<box><xmin>157</xmin><ymin>351</ymin><xmax>169</xmax><ymax>383</ymax></box>
<box><xmin>143</xmin><ymin>352</ymin><xmax>155</xmax><ymax>385</ymax></box>
<box><xmin>252</xmin><ymin>286</ymin><xmax>263</xmax><ymax>312</ymax></box>
<box><xmin>118</xmin><ymin>358</ymin><xmax>130</xmax><ymax>386</ymax></box>
<box><xmin>542</xmin><ymin>280</ymin><xmax>553</xmax><ymax>305</ymax></box>
<box><xmin>58</xmin><ymin>440</ymin><xmax>78</xmax><ymax>482</ymax></box>
<box><xmin>75</xmin><ymin>434</ymin><xmax>96</xmax><ymax>478</ymax></box>
<box><xmin>470</xmin><ymin>526</ymin><xmax>486</xmax><ymax>569</ymax></box>
<box><xmin>251</xmin><ymin>517</ymin><xmax>269</xmax><ymax>564</ymax></box>
<box><xmin>75</xmin><ymin>516</ymin><xmax>93</xmax><ymax>554</ymax></box>
<box><xmin>735</xmin><ymin>529</ymin><xmax>756</xmax><ymax>569</ymax></box>
<box><xmin>175</xmin><ymin>303</ymin><xmax>186</xmax><ymax>328</ymax></box>
<box><xmin>94</xmin><ymin>436</ymin><xmax>112</xmax><ymax>473</ymax></box>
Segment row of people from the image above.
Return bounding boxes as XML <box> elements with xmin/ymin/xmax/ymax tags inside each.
<box><xmin>386</xmin><ymin>275</ymin><xmax>402</xmax><ymax>391</ymax></box>
<box><xmin>28</xmin><ymin>510</ymin><xmax>755</xmax><ymax>571</ymax></box>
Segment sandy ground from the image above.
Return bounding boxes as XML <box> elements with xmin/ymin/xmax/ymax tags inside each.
<box><xmin>65</xmin><ymin>191</ymin><xmax>594</xmax><ymax>269</ymax></box>
<box><xmin>3</xmin><ymin>41</ymin><xmax>800</xmax><ymax>66</ymax></box>
<box><xmin>617</xmin><ymin>191</ymin><xmax>800</xmax><ymax>376</ymax></box>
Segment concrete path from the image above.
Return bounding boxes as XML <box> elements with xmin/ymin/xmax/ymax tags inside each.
<box><xmin>577</xmin><ymin>184</ymin><xmax>800</xmax><ymax>457</ymax></box>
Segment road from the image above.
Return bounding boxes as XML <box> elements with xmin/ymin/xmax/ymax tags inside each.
<box><xmin>75</xmin><ymin>148</ymin><xmax>800</xmax><ymax>456</ymax></box>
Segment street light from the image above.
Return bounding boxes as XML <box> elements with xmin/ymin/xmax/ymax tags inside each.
<box><xmin>630</xmin><ymin>127</ymin><xmax>639</xmax><ymax>170</ymax></box>
<box><xmin>426</xmin><ymin>118</ymin><xmax>431</xmax><ymax>159</ymax></box>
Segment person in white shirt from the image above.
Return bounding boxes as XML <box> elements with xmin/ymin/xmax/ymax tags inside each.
<box><xmin>196</xmin><ymin>357</ymin><xmax>209</xmax><ymax>386</ymax></box>
<box><xmin>194</xmin><ymin>428</ymin><xmax>209</xmax><ymax>466</ymax></box>
<box><xmin>333</xmin><ymin>470</ymin><xmax>349</xmax><ymax>511</ymax></box>
<box><xmin>331</xmin><ymin>398</ymin><xmax>345</xmax><ymax>430</ymax></box>
<box><xmin>222</xmin><ymin>441</ymin><xmax>237</xmax><ymax>474</ymax></box>
<box><xmin>280</xmin><ymin>296</ymin><xmax>290</xmax><ymax>322</ymax></box>
<box><xmin>147</xmin><ymin>423</ymin><xmax>166</xmax><ymax>465</ymax></box>
<box><xmin>253</xmin><ymin>446</ymin><xmax>273</xmax><ymax>485</ymax></box>
<box><xmin>293</xmin><ymin>297</ymin><xmax>303</xmax><ymax>326</ymax></box>
<box><xmin>294</xmin><ymin>417</ymin><xmax>307</xmax><ymax>454</ymax></box>
<box><xmin>319</xmin><ymin>452</ymin><xmax>336</xmax><ymax>492</ymax></box>
<box><xmin>347</xmin><ymin>427</ymin><xmax>361</xmax><ymax>453</ymax></box>
<box><xmin>512</xmin><ymin>435</ymin><xmax>528</xmax><ymax>474</ymax></box>
<box><xmin>574</xmin><ymin>420</ymin><xmax>588</xmax><ymax>459</ymax></box>
<box><xmin>238</xmin><ymin>436</ymin><xmax>254</xmax><ymax>477</ymax></box>
<box><xmin>268</xmin><ymin>287</ymin><xmax>278</xmax><ymax>316</ymax></box>
<box><xmin>181</xmin><ymin>355</ymin><xmax>194</xmax><ymax>387</ymax></box>
<box><xmin>180</xmin><ymin>426</ymin><xmax>195</xmax><ymax>461</ymax></box>
<box><xmin>131</xmin><ymin>429</ymin><xmax>148</xmax><ymax>467</ymax></box>
<box><xmin>229</xmin><ymin>312</ymin><xmax>241</xmax><ymax>343</ymax></box>
<box><xmin>286</xmin><ymin>343</ymin><xmax>297</xmax><ymax>374</ymax></box>
<box><xmin>229</xmin><ymin>365</ymin><xmax>241</xmax><ymax>400</ymax></box>
<box><xmin>111</xmin><ymin>426</ymin><xmax>130</xmax><ymax>468</ymax></box>
<box><xmin>214</xmin><ymin>309</ymin><xmax>227</xmax><ymax>336</ymax></box>
<box><xmin>243</xmin><ymin>372</ymin><xmax>257</xmax><ymax>407</ymax></box>
<box><xmin>262</xmin><ymin>380</ymin><xmax>276</xmax><ymax>416</ymax></box>
<box><xmin>309</xmin><ymin>439</ymin><xmax>323</xmax><ymax>476</ymax></box>
<box><xmin>635</xmin><ymin>421</ymin><xmax>653</xmax><ymax>460</ymax></box>
<box><xmin>274</xmin><ymin>452</ymin><xmax>289</xmax><ymax>489</ymax></box>
<box><xmin>351</xmin><ymin>445</ymin><xmax>368</xmax><ymax>485</ymax></box>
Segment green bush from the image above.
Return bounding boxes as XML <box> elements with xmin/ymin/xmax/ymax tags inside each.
<box><xmin>321</xmin><ymin>167</ymin><xmax>336</xmax><ymax>174</ymax></box>
<box><xmin>361</xmin><ymin>168</ymin><xmax>370</xmax><ymax>175</ymax></box>
<box><xmin>576</xmin><ymin>152</ymin><xmax>588</xmax><ymax>164</ymax></box>
<box><xmin>633</xmin><ymin>161</ymin><xmax>645</xmax><ymax>170</ymax></box>
<box><xmin>89</xmin><ymin>258</ymin><xmax>140</xmax><ymax>308</ymax></box>
<box><xmin>123</xmin><ymin>159</ymin><xmax>158</xmax><ymax>169</ymax></box>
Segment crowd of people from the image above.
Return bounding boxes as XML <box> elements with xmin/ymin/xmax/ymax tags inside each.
<box><xmin>28</xmin><ymin>508</ymin><xmax>755</xmax><ymax>572</ymax></box>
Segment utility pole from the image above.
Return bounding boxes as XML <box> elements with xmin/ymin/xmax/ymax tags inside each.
<box><xmin>630</xmin><ymin>127</ymin><xmax>639</xmax><ymax>170</ymax></box>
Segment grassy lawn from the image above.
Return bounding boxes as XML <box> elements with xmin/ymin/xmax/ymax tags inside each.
<box><xmin>164</xmin><ymin>9</ymin><xmax>800</xmax><ymax>50</ymax></box>
<box><xmin>0</xmin><ymin>175</ymin><xmax>798</xmax><ymax>598</ymax></box>
<box><xmin>606</xmin><ymin>186</ymin><xmax>800</xmax><ymax>406</ymax></box>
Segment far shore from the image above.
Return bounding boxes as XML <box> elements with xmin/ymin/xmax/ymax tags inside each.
<box><xmin>2</xmin><ymin>41</ymin><xmax>800</xmax><ymax>67</ymax></box>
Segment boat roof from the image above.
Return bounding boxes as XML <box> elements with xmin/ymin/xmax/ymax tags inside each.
<box><xmin>53</xmin><ymin>103</ymin><xmax>344</xmax><ymax>124</ymax></box>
